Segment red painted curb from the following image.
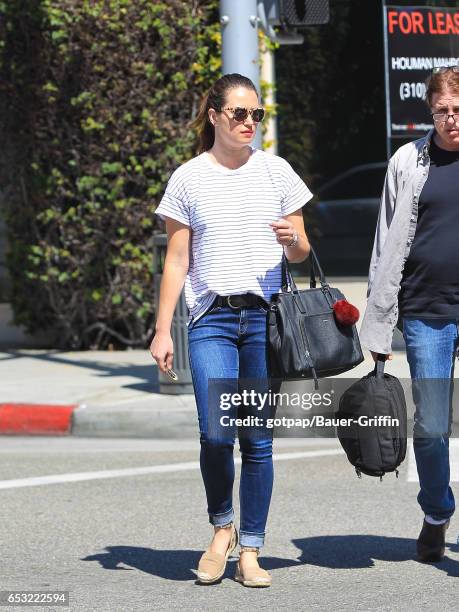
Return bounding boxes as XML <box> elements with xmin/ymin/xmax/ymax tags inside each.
<box><xmin>0</xmin><ymin>403</ymin><xmax>77</xmax><ymax>435</ymax></box>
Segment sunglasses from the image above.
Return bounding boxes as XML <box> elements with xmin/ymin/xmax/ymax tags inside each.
<box><xmin>221</xmin><ymin>106</ymin><xmax>265</xmax><ymax>122</ymax></box>
<box><xmin>432</xmin><ymin>65</ymin><xmax>459</xmax><ymax>74</ymax></box>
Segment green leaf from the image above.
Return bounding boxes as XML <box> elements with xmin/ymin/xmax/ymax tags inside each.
<box><xmin>82</xmin><ymin>117</ymin><xmax>106</xmax><ymax>132</ymax></box>
<box><xmin>102</xmin><ymin>161</ymin><xmax>123</xmax><ymax>175</ymax></box>
<box><xmin>91</xmin><ymin>289</ymin><xmax>103</xmax><ymax>302</ymax></box>
<box><xmin>42</xmin><ymin>81</ymin><xmax>58</xmax><ymax>93</ymax></box>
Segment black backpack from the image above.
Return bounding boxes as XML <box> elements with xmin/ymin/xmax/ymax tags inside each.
<box><xmin>335</xmin><ymin>356</ymin><xmax>407</xmax><ymax>479</ymax></box>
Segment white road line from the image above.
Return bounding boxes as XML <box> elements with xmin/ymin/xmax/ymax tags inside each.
<box><xmin>0</xmin><ymin>449</ymin><xmax>343</xmax><ymax>490</ymax></box>
<box><xmin>407</xmin><ymin>439</ymin><xmax>459</xmax><ymax>482</ymax></box>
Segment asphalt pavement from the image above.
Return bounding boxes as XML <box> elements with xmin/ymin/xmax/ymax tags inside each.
<box><xmin>0</xmin><ymin>436</ymin><xmax>458</xmax><ymax>612</ymax></box>
<box><xmin>1</xmin><ymin>280</ymin><xmax>458</xmax><ymax>610</ymax></box>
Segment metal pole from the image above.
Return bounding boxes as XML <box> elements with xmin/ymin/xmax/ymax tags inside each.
<box><xmin>260</xmin><ymin>39</ymin><xmax>278</xmax><ymax>154</ymax></box>
<box><xmin>220</xmin><ymin>0</ymin><xmax>262</xmax><ymax>149</ymax></box>
<box><xmin>382</xmin><ymin>0</ymin><xmax>391</xmax><ymax>161</ymax></box>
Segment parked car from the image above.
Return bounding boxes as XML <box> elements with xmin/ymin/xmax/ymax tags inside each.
<box><xmin>307</xmin><ymin>162</ymin><xmax>388</xmax><ymax>276</ymax></box>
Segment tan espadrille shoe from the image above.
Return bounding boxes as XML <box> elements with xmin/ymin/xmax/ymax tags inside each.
<box><xmin>234</xmin><ymin>546</ymin><xmax>272</xmax><ymax>587</ymax></box>
<box><xmin>196</xmin><ymin>523</ymin><xmax>238</xmax><ymax>584</ymax></box>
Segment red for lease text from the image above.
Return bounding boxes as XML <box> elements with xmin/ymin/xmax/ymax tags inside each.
<box><xmin>388</xmin><ymin>10</ymin><xmax>459</xmax><ymax>36</ymax></box>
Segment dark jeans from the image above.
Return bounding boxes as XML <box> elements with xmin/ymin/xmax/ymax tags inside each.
<box><xmin>187</xmin><ymin>302</ymin><xmax>278</xmax><ymax>548</ymax></box>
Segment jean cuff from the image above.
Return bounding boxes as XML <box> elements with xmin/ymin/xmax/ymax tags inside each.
<box><xmin>425</xmin><ymin>514</ymin><xmax>449</xmax><ymax>525</ymax></box>
<box><xmin>209</xmin><ymin>508</ymin><xmax>235</xmax><ymax>527</ymax></box>
<box><xmin>425</xmin><ymin>510</ymin><xmax>455</xmax><ymax>522</ymax></box>
<box><xmin>239</xmin><ymin>531</ymin><xmax>265</xmax><ymax>548</ymax></box>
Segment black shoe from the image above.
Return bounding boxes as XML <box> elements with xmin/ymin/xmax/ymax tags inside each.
<box><xmin>416</xmin><ymin>518</ymin><xmax>450</xmax><ymax>562</ymax></box>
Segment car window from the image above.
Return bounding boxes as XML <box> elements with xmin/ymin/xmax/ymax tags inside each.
<box><xmin>318</xmin><ymin>166</ymin><xmax>387</xmax><ymax>200</ymax></box>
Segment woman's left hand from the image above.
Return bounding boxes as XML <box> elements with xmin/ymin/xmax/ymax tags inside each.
<box><xmin>269</xmin><ymin>219</ymin><xmax>297</xmax><ymax>247</ymax></box>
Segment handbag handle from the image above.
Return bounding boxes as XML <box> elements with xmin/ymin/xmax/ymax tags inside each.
<box><xmin>281</xmin><ymin>245</ymin><xmax>328</xmax><ymax>292</ymax></box>
<box><xmin>374</xmin><ymin>354</ymin><xmax>386</xmax><ymax>378</ymax></box>
<box><xmin>308</xmin><ymin>247</ymin><xmax>328</xmax><ymax>289</ymax></box>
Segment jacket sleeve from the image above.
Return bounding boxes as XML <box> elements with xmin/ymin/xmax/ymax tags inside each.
<box><xmin>366</xmin><ymin>158</ymin><xmax>397</xmax><ymax>298</ymax></box>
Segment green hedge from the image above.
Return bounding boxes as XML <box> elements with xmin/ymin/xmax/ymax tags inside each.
<box><xmin>0</xmin><ymin>0</ymin><xmax>219</xmax><ymax>349</ymax></box>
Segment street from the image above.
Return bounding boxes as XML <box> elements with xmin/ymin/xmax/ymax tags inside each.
<box><xmin>1</xmin><ymin>437</ymin><xmax>458</xmax><ymax>612</ymax></box>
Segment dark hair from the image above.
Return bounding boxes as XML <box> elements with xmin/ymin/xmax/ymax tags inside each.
<box><xmin>190</xmin><ymin>73</ymin><xmax>259</xmax><ymax>154</ymax></box>
<box><xmin>425</xmin><ymin>68</ymin><xmax>459</xmax><ymax>107</ymax></box>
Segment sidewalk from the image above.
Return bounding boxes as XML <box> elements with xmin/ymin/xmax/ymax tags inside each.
<box><xmin>0</xmin><ymin>349</ymin><xmax>197</xmax><ymax>437</ymax></box>
<box><xmin>0</xmin><ymin>347</ymin><xmax>415</xmax><ymax>438</ymax></box>
<box><xmin>0</xmin><ymin>279</ymin><xmax>428</xmax><ymax>438</ymax></box>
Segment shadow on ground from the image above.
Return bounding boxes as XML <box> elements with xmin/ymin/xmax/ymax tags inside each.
<box><xmin>82</xmin><ymin>546</ymin><xmax>300</xmax><ymax>582</ymax></box>
<box><xmin>0</xmin><ymin>350</ymin><xmax>159</xmax><ymax>393</ymax></box>
<box><xmin>293</xmin><ymin>534</ymin><xmax>459</xmax><ymax>578</ymax></box>
<box><xmin>82</xmin><ymin>535</ymin><xmax>459</xmax><ymax>581</ymax></box>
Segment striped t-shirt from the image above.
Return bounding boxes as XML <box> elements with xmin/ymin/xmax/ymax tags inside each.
<box><xmin>154</xmin><ymin>146</ymin><xmax>313</xmax><ymax>327</ymax></box>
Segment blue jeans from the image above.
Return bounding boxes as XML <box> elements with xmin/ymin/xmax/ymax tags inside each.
<box><xmin>402</xmin><ymin>317</ymin><xmax>458</xmax><ymax>521</ymax></box>
<box><xmin>187</xmin><ymin>302</ymin><xmax>278</xmax><ymax>548</ymax></box>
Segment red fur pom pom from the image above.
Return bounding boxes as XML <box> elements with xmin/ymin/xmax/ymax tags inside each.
<box><xmin>332</xmin><ymin>299</ymin><xmax>360</xmax><ymax>325</ymax></box>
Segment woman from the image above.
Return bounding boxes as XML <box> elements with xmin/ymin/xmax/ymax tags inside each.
<box><xmin>360</xmin><ymin>65</ymin><xmax>459</xmax><ymax>562</ymax></box>
<box><xmin>150</xmin><ymin>73</ymin><xmax>312</xmax><ymax>586</ymax></box>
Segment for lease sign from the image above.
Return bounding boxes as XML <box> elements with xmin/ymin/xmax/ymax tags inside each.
<box><xmin>384</xmin><ymin>5</ymin><xmax>459</xmax><ymax>138</ymax></box>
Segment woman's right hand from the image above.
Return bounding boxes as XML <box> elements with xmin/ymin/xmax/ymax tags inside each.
<box><xmin>150</xmin><ymin>331</ymin><xmax>174</xmax><ymax>373</ymax></box>
<box><xmin>370</xmin><ymin>351</ymin><xmax>393</xmax><ymax>362</ymax></box>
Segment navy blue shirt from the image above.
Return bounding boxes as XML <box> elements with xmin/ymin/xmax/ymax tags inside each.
<box><xmin>399</xmin><ymin>136</ymin><xmax>459</xmax><ymax>318</ymax></box>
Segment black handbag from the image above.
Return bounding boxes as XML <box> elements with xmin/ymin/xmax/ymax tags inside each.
<box><xmin>268</xmin><ymin>247</ymin><xmax>364</xmax><ymax>387</ymax></box>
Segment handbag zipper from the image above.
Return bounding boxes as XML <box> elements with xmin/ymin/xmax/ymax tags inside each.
<box><xmin>274</xmin><ymin>301</ymin><xmax>306</xmax><ymax>376</ymax></box>
<box><xmin>289</xmin><ymin>315</ymin><xmax>309</xmax><ymax>377</ymax></box>
<box><xmin>298</xmin><ymin>317</ymin><xmax>319</xmax><ymax>389</ymax></box>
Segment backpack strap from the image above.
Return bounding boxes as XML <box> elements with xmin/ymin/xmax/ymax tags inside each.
<box><xmin>374</xmin><ymin>354</ymin><xmax>386</xmax><ymax>379</ymax></box>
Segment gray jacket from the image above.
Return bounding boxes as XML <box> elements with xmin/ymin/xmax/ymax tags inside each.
<box><xmin>359</xmin><ymin>128</ymin><xmax>435</xmax><ymax>354</ymax></box>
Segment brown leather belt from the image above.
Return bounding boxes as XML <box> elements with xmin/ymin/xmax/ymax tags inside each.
<box><xmin>213</xmin><ymin>293</ymin><xmax>268</xmax><ymax>310</ymax></box>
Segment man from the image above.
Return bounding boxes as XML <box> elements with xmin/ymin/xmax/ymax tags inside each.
<box><xmin>360</xmin><ymin>65</ymin><xmax>459</xmax><ymax>562</ymax></box>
